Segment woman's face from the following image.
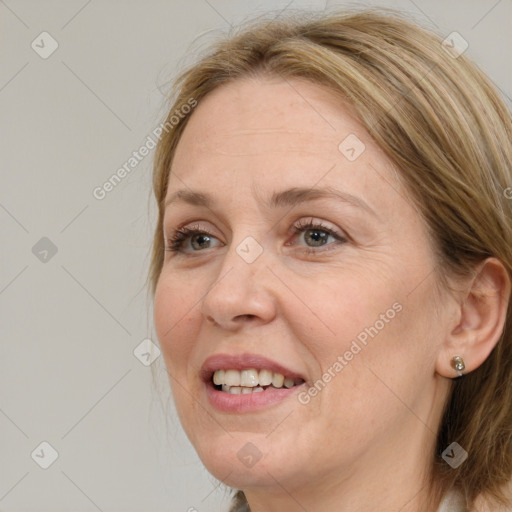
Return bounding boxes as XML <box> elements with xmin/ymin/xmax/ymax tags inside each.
<box><xmin>154</xmin><ymin>76</ymin><xmax>452</xmax><ymax>498</ymax></box>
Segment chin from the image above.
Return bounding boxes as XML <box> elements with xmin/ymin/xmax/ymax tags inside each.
<box><xmin>197</xmin><ymin>440</ymin><xmax>270</xmax><ymax>486</ymax></box>
<box><xmin>189</xmin><ymin>426</ymin><xmax>310</xmax><ymax>491</ymax></box>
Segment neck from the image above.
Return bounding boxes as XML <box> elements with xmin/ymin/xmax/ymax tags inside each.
<box><xmin>244</xmin><ymin>463</ymin><xmax>443</xmax><ymax>512</ymax></box>
<box><xmin>243</xmin><ymin>416</ymin><xmax>445</xmax><ymax>512</ymax></box>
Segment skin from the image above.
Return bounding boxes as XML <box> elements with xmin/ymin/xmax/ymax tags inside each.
<box><xmin>153</xmin><ymin>75</ymin><xmax>510</xmax><ymax>512</ymax></box>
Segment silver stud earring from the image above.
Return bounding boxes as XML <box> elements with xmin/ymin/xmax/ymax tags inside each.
<box><xmin>451</xmin><ymin>355</ymin><xmax>465</xmax><ymax>376</ymax></box>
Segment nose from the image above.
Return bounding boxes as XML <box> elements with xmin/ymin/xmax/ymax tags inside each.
<box><xmin>200</xmin><ymin>239</ymin><xmax>277</xmax><ymax>331</ymax></box>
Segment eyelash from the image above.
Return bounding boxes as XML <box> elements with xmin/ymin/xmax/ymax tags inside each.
<box><xmin>165</xmin><ymin>219</ymin><xmax>347</xmax><ymax>255</ymax></box>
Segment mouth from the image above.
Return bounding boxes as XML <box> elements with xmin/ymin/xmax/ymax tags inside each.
<box><xmin>201</xmin><ymin>353</ymin><xmax>307</xmax><ymax>412</ymax></box>
<box><xmin>211</xmin><ymin>368</ymin><xmax>305</xmax><ymax>394</ymax></box>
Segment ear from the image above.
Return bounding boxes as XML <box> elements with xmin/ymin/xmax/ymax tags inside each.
<box><xmin>436</xmin><ymin>257</ymin><xmax>511</xmax><ymax>378</ymax></box>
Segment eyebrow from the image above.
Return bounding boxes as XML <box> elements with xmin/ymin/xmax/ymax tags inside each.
<box><xmin>164</xmin><ymin>186</ymin><xmax>376</xmax><ymax>217</ymax></box>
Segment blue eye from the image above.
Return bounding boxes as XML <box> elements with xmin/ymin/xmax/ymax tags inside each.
<box><xmin>165</xmin><ymin>226</ymin><xmax>220</xmax><ymax>253</ymax></box>
<box><xmin>290</xmin><ymin>219</ymin><xmax>347</xmax><ymax>252</ymax></box>
<box><xmin>165</xmin><ymin>219</ymin><xmax>347</xmax><ymax>255</ymax></box>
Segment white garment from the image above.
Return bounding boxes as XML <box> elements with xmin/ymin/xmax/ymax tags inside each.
<box><xmin>437</xmin><ymin>491</ymin><xmax>465</xmax><ymax>512</ymax></box>
<box><xmin>437</xmin><ymin>491</ymin><xmax>512</xmax><ymax>512</ymax></box>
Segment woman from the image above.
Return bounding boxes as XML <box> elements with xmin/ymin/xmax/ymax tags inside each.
<box><xmin>149</xmin><ymin>8</ymin><xmax>512</xmax><ymax>512</ymax></box>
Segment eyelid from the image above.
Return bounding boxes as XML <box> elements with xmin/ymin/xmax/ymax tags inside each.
<box><xmin>165</xmin><ymin>217</ymin><xmax>349</xmax><ymax>256</ymax></box>
<box><xmin>290</xmin><ymin>217</ymin><xmax>347</xmax><ymax>239</ymax></box>
<box><xmin>287</xmin><ymin>218</ymin><xmax>349</xmax><ymax>253</ymax></box>
<box><xmin>165</xmin><ymin>223</ymin><xmax>222</xmax><ymax>254</ymax></box>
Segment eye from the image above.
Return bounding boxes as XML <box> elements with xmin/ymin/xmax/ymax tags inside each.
<box><xmin>165</xmin><ymin>224</ymin><xmax>222</xmax><ymax>254</ymax></box>
<box><xmin>289</xmin><ymin>218</ymin><xmax>348</xmax><ymax>252</ymax></box>
<box><xmin>165</xmin><ymin>219</ymin><xmax>348</xmax><ymax>256</ymax></box>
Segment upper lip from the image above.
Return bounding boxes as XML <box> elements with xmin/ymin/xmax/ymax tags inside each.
<box><xmin>200</xmin><ymin>353</ymin><xmax>306</xmax><ymax>383</ymax></box>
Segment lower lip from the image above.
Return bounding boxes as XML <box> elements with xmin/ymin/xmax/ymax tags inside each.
<box><xmin>205</xmin><ymin>381</ymin><xmax>306</xmax><ymax>413</ymax></box>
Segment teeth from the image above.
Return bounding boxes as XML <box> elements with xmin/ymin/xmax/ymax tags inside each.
<box><xmin>240</xmin><ymin>369</ymin><xmax>259</xmax><ymax>387</ymax></box>
<box><xmin>272</xmin><ymin>372</ymin><xmax>284</xmax><ymax>388</ymax></box>
<box><xmin>224</xmin><ymin>369</ymin><xmax>241</xmax><ymax>387</ymax></box>
<box><xmin>212</xmin><ymin>368</ymin><xmax>303</xmax><ymax>393</ymax></box>
<box><xmin>258</xmin><ymin>369</ymin><xmax>273</xmax><ymax>386</ymax></box>
<box><xmin>284</xmin><ymin>378</ymin><xmax>294</xmax><ymax>388</ymax></box>
<box><xmin>224</xmin><ymin>384</ymin><xmax>286</xmax><ymax>394</ymax></box>
<box><xmin>213</xmin><ymin>370</ymin><xmax>225</xmax><ymax>386</ymax></box>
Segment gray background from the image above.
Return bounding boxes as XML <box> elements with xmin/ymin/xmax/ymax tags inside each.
<box><xmin>1</xmin><ymin>0</ymin><xmax>510</xmax><ymax>511</ymax></box>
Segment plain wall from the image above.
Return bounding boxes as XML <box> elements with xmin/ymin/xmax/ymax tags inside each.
<box><xmin>1</xmin><ymin>0</ymin><xmax>510</xmax><ymax>510</ymax></box>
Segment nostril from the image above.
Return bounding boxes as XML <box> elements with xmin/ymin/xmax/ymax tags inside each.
<box><xmin>206</xmin><ymin>314</ymin><xmax>254</xmax><ymax>326</ymax></box>
<box><xmin>206</xmin><ymin>315</ymin><xmax>217</xmax><ymax>325</ymax></box>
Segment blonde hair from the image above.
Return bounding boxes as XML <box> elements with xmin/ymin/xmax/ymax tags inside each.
<box><xmin>149</xmin><ymin>8</ymin><xmax>512</xmax><ymax>511</ymax></box>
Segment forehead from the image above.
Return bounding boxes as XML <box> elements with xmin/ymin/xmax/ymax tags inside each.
<box><xmin>167</xmin><ymin>76</ymin><xmax>404</xmax><ymax>219</ymax></box>
<box><xmin>174</xmin><ymin>76</ymin><xmax>365</xmax><ymax>156</ymax></box>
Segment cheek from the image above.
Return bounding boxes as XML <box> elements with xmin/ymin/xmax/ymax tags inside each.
<box><xmin>298</xmin><ymin>267</ymin><xmax>429</xmax><ymax>402</ymax></box>
<box><xmin>294</xmin><ymin>269</ymin><xmax>399</xmax><ymax>354</ymax></box>
<box><xmin>153</xmin><ymin>273</ymin><xmax>201</xmax><ymax>374</ymax></box>
<box><xmin>325</xmin><ymin>292</ymin><xmax>437</xmax><ymax>417</ymax></box>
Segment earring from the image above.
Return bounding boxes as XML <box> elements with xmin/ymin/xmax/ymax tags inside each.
<box><xmin>451</xmin><ymin>355</ymin><xmax>465</xmax><ymax>376</ymax></box>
